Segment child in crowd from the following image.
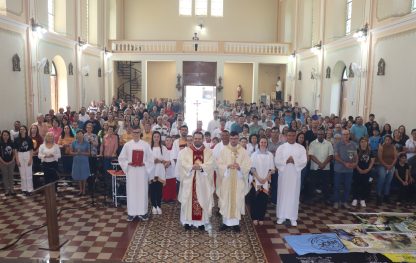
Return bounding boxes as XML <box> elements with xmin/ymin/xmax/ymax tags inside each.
<box><xmin>369</xmin><ymin>128</ymin><xmax>381</xmax><ymax>156</ymax></box>
<box><xmin>394</xmin><ymin>153</ymin><xmax>414</xmax><ymax>207</ymax></box>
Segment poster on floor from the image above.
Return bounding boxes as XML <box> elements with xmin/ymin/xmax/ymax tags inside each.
<box><xmin>280</xmin><ymin>252</ymin><xmax>392</xmax><ymax>263</ymax></box>
<box><xmin>351</xmin><ymin>212</ymin><xmax>416</xmax><ymax>233</ymax></box>
<box><xmin>284</xmin><ymin>233</ymin><xmax>348</xmax><ymax>255</ymax></box>
<box><xmin>328</xmin><ymin>224</ymin><xmax>416</xmax><ymax>253</ymax></box>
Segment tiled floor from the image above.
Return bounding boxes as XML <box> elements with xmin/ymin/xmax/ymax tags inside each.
<box><xmin>0</xmin><ymin>187</ymin><xmax>413</xmax><ymax>263</ymax></box>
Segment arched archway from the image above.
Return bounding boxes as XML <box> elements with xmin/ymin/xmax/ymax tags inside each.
<box><xmin>329</xmin><ymin>61</ymin><xmax>347</xmax><ymax>117</ymax></box>
<box><xmin>51</xmin><ymin>55</ymin><xmax>68</xmax><ymax>110</ymax></box>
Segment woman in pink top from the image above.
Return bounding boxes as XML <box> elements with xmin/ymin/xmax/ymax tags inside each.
<box><xmin>100</xmin><ymin>125</ymin><xmax>118</xmax><ymax>172</ymax></box>
<box><xmin>48</xmin><ymin>118</ymin><xmax>62</xmax><ymax>144</ymax></box>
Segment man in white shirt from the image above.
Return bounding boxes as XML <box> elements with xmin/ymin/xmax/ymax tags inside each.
<box><xmin>207</xmin><ymin>110</ymin><xmax>220</xmax><ymax>134</ymax></box>
<box><xmin>308</xmin><ymin>129</ymin><xmax>334</xmax><ymax>203</ymax></box>
<box><xmin>152</xmin><ymin>116</ymin><xmax>170</xmax><ymax>142</ymax></box>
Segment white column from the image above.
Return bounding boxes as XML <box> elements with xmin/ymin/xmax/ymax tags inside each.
<box><xmin>141</xmin><ymin>60</ymin><xmax>147</xmax><ymax>102</ymax></box>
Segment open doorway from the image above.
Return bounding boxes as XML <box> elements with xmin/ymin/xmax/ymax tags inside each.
<box><xmin>50</xmin><ymin>62</ymin><xmax>58</xmax><ymax>111</ymax></box>
<box><xmin>184</xmin><ymin>85</ymin><xmax>216</xmax><ymax>133</ymax></box>
<box><xmin>340</xmin><ymin>67</ymin><xmax>348</xmax><ymax>118</ymax></box>
<box><xmin>50</xmin><ymin>55</ymin><xmax>68</xmax><ymax>111</ymax></box>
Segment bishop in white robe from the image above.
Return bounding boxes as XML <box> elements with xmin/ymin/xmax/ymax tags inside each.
<box><xmin>217</xmin><ymin>132</ymin><xmax>251</xmax><ymax>231</ymax></box>
<box><xmin>118</xmin><ymin>129</ymin><xmax>154</xmax><ymax>221</ymax></box>
<box><xmin>274</xmin><ymin>129</ymin><xmax>307</xmax><ymax>226</ymax></box>
<box><xmin>178</xmin><ymin>132</ymin><xmax>215</xmax><ymax>230</ymax></box>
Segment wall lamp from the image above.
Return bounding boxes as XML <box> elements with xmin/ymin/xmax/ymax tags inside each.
<box><xmin>289</xmin><ymin>50</ymin><xmax>296</xmax><ymax>61</ymax></box>
<box><xmin>310</xmin><ymin>41</ymin><xmax>322</xmax><ymax>54</ymax></box>
<box><xmin>353</xmin><ymin>23</ymin><xmax>368</xmax><ymax>42</ymax></box>
<box><xmin>104</xmin><ymin>47</ymin><xmax>112</xmax><ymax>58</ymax></box>
<box><xmin>31</xmin><ymin>18</ymin><xmax>47</xmax><ymax>36</ymax></box>
<box><xmin>195</xmin><ymin>23</ymin><xmax>205</xmax><ymax>33</ymax></box>
<box><xmin>78</xmin><ymin>36</ymin><xmax>88</xmax><ymax>50</ymax></box>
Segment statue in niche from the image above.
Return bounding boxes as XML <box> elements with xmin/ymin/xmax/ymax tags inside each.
<box><xmin>98</xmin><ymin>68</ymin><xmax>102</xmax><ymax>77</ymax></box>
<box><xmin>348</xmin><ymin>63</ymin><xmax>354</xmax><ymax>78</ymax></box>
<box><xmin>311</xmin><ymin>72</ymin><xmax>315</xmax><ymax>79</ymax></box>
<box><xmin>68</xmin><ymin>63</ymin><xmax>73</xmax><ymax>75</ymax></box>
<box><xmin>237</xmin><ymin>84</ymin><xmax>242</xmax><ymax>100</ymax></box>
<box><xmin>298</xmin><ymin>71</ymin><xmax>302</xmax><ymax>80</ymax></box>
<box><xmin>326</xmin><ymin>66</ymin><xmax>331</xmax><ymax>78</ymax></box>
<box><xmin>217</xmin><ymin>76</ymin><xmax>223</xmax><ymax>92</ymax></box>
<box><xmin>12</xmin><ymin>54</ymin><xmax>21</xmax><ymax>72</ymax></box>
<box><xmin>44</xmin><ymin>60</ymin><xmax>50</xmax><ymax>74</ymax></box>
<box><xmin>377</xmin><ymin>58</ymin><xmax>385</xmax><ymax>76</ymax></box>
<box><xmin>176</xmin><ymin>74</ymin><xmax>182</xmax><ymax>91</ymax></box>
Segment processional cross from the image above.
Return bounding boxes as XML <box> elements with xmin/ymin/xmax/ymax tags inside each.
<box><xmin>193</xmin><ymin>100</ymin><xmax>201</xmax><ymax>123</ymax></box>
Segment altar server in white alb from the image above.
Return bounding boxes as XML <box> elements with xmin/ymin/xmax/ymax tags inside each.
<box><xmin>275</xmin><ymin>129</ymin><xmax>307</xmax><ymax>227</ymax></box>
<box><xmin>118</xmin><ymin>128</ymin><xmax>154</xmax><ymax>222</ymax></box>
<box><xmin>178</xmin><ymin>132</ymin><xmax>215</xmax><ymax>231</ymax></box>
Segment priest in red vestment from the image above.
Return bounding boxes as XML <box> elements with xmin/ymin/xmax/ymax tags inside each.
<box><xmin>177</xmin><ymin>131</ymin><xmax>214</xmax><ymax>231</ymax></box>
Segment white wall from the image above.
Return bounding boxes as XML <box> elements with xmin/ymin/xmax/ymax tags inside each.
<box><xmin>371</xmin><ymin>29</ymin><xmax>416</xmax><ymax>129</ymax></box>
<box><xmin>82</xmin><ymin>53</ymin><xmax>103</xmax><ymax>107</ymax></box>
<box><xmin>123</xmin><ymin>0</ymin><xmax>278</xmax><ymax>42</ymax></box>
<box><xmin>325</xmin><ymin>0</ymin><xmax>347</xmax><ymax>42</ymax></box>
<box><xmin>295</xmin><ymin>55</ymin><xmax>318</xmax><ymax>111</ymax></box>
<box><xmin>0</xmin><ymin>28</ymin><xmax>27</xmax><ymax>128</ymax></box>
<box><xmin>376</xmin><ymin>0</ymin><xmax>411</xmax><ymax>22</ymax></box>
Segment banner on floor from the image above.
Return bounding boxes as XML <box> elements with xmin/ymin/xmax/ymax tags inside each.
<box><xmin>351</xmin><ymin>212</ymin><xmax>416</xmax><ymax>233</ymax></box>
<box><xmin>280</xmin><ymin>252</ymin><xmax>392</xmax><ymax>263</ymax></box>
<box><xmin>327</xmin><ymin>224</ymin><xmax>416</xmax><ymax>253</ymax></box>
<box><xmin>383</xmin><ymin>253</ymin><xmax>416</xmax><ymax>263</ymax></box>
<box><xmin>284</xmin><ymin>233</ymin><xmax>348</xmax><ymax>255</ymax></box>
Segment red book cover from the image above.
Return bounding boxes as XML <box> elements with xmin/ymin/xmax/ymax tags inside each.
<box><xmin>131</xmin><ymin>149</ymin><xmax>144</xmax><ymax>166</ymax></box>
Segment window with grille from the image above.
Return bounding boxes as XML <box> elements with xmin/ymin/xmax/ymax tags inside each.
<box><xmin>179</xmin><ymin>0</ymin><xmax>192</xmax><ymax>16</ymax></box>
<box><xmin>179</xmin><ymin>0</ymin><xmax>223</xmax><ymax>17</ymax></box>
<box><xmin>48</xmin><ymin>0</ymin><xmax>54</xmax><ymax>32</ymax></box>
<box><xmin>211</xmin><ymin>0</ymin><xmax>223</xmax><ymax>17</ymax></box>
<box><xmin>80</xmin><ymin>0</ymin><xmax>89</xmax><ymax>42</ymax></box>
<box><xmin>195</xmin><ymin>0</ymin><xmax>208</xmax><ymax>16</ymax></box>
<box><xmin>345</xmin><ymin>0</ymin><xmax>352</xmax><ymax>35</ymax></box>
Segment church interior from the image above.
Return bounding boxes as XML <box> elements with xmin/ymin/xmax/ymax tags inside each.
<box><xmin>1</xmin><ymin>0</ymin><xmax>416</xmax><ymax>262</ymax></box>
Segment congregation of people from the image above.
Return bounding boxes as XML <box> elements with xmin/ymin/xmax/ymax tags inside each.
<box><xmin>1</xmin><ymin>97</ymin><xmax>416</xmax><ymax>230</ymax></box>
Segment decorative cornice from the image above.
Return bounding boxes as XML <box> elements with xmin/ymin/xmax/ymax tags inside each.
<box><xmin>0</xmin><ymin>15</ymin><xmax>28</xmax><ymax>32</ymax></box>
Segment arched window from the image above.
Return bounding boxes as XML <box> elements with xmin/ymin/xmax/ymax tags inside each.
<box><xmin>345</xmin><ymin>0</ymin><xmax>352</xmax><ymax>35</ymax></box>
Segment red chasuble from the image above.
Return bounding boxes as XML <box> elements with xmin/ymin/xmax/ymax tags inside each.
<box><xmin>191</xmin><ymin>144</ymin><xmax>205</xmax><ymax>220</ymax></box>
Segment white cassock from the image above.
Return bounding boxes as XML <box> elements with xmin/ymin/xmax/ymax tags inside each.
<box><xmin>118</xmin><ymin>139</ymin><xmax>154</xmax><ymax>216</ymax></box>
<box><xmin>165</xmin><ymin>147</ymin><xmax>175</xmax><ymax>180</ymax></box>
<box><xmin>250</xmin><ymin>151</ymin><xmax>275</xmax><ymax>191</ymax></box>
<box><xmin>217</xmin><ymin>145</ymin><xmax>251</xmax><ymax>226</ymax></box>
<box><xmin>274</xmin><ymin>142</ymin><xmax>307</xmax><ymax>221</ymax></box>
<box><xmin>178</xmin><ymin>145</ymin><xmax>215</xmax><ymax>227</ymax></box>
<box><xmin>151</xmin><ymin>145</ymin><xmax>170</xmax><ymax>182</ymax></box>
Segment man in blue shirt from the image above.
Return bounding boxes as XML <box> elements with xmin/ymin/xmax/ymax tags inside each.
<box><xmin>350</xmin><ymin>116</ymin><xmax>368</xmax><ymax>143</ymax></box>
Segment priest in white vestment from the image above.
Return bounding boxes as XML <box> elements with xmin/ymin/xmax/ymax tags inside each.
<box><xmin>212</xmin><ymin>130</ymin><xmax>230</xmax><ymax>194</ymax></box>
<box><xmin>178</xmin><ymin>132</ymin><xmax>215</xmax><ymax>231</ymax></box>
<box><xmin>118</xmin><ymin>128</ymin><xmax>154</xmax><ymax>221</ymax></box>
<box><xmin>274</xmin><ymin>129</ymin><xmax>307</xmax><ymax>226</ymax></box>
<box><xmin>217</xmin><ymin>131</ymin><xmax>251</xmax><ymax>232</ymax></box>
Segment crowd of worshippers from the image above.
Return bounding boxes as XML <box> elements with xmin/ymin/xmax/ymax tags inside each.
<box><xmin>1</xmin><ymin>97</ymin><xmax>416</xmax><ymax>230</ymax></box>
